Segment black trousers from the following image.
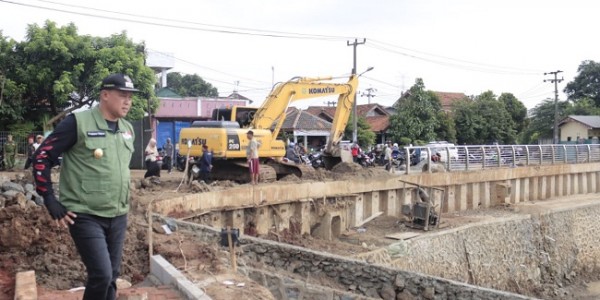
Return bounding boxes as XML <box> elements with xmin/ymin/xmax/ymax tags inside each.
<box><xmin>163</xmin><ymin>156</ymin><xmax>172</xmax><ymax>172</ymax></box>
<box><xmin>144</xmin><ymin>160</ymin><xmax>160</xmax><ymax>178</ymax></box>
<box><xmin>69</xmin><ymin>213</ymin><xmax>128</xmax><ymax>300</ymax></box>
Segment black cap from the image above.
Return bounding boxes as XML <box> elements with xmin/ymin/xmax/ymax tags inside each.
<box><xmin>100</xmin><ymin>74</ymin><xmax>139</xmax><ymax>92</ymax></box>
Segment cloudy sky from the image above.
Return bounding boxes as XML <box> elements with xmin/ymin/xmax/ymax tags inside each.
<box><xmin>1</xmin><ymin>0</ymin><xmax>598</xmax><ymax>109</ymax></box>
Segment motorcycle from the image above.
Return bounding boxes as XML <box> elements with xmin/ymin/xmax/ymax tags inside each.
<box><xmin>176</xmin><ymin>153</ymin><xmax>196</xmax><ymax>172</ymax></box>
<box><xmin>308</xmin><ymin>152</ymin><xmax>324</xmax><ymax>169</ymax></box>
<box><xmin>357</xmin><ymin>152</ymin><xmax>375</xmax><ymax>167</ymax></box>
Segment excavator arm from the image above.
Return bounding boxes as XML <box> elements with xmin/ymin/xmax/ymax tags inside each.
<box><xmin>250</xmin><ymin>76</ymin><xmax>357</xmax><ymax>141</ymax></box>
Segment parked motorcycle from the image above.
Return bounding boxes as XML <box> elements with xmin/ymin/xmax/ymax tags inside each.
<box><xmin>308</xmin><ymin>152</ymin><xmax>324</xmax><ymax>169</ymax></box>
<box><xmin>357</xmin><ymin>152</ymin><xmax>375</xmax><ymax>167</ymax></box>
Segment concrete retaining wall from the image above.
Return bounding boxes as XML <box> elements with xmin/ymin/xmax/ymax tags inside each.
<box><xmin>349</xmin><ymin>199</ymin><xmax>600</xmax><ymax>297</ymax></box>
<box><xmin>152</xmin><ymin>163</ymin><xmax>600</xmax><ymax>237</ymax></box>
<box><xmin>153</xmin><ymin>163</ymin><xmax>600</xmax><ymax>218</ymax></box>
<box><xmin>154</xmin><ymin>216</ymin><xmax>535</xmax><ymax>300</ymax></box>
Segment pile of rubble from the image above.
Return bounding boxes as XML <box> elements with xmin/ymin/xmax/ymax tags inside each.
<box><xmin>0</xmin><ymin>174</ymin><xmax>44</xmax><ymax>209</ymax></box>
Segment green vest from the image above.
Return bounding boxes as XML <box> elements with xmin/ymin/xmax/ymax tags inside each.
<box><xmin>59</xmin><ymin>107</ymin><xmax>135</xmax><ymax>218</ymax></box>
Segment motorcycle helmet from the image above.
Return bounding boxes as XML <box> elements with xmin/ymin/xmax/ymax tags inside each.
<box><xmin>393</xmin><ymin>143</ymin><xmax>398</xmax><ymax>147</ymax></box>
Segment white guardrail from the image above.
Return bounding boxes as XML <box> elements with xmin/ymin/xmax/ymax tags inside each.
<box><xmin>402</xmin><ymin>144</ymin><xmax>600</xmax><ymax>174</ymax></box>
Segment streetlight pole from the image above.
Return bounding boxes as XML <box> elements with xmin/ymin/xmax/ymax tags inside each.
<box><xmin>347</xmin><ymin>38</ymin><xmax>366</xmax><ymax>143</ymax></box>
<box><xmin>544</xmin><ymin>70</ymin><xmax>564</xmax><ymax>144</ymax></box>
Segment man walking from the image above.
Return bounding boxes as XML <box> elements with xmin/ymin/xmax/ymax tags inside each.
<box><xmin>3</xmin><ymin>134</ymin><xmax>17</xmax><ymax>170</ymax></box>
<box><xmin>163</xmin><ymin>138</ymin><xmax>174</xmax><ymax>174</ymax></box>
<box><xmin>33</xmin><ymin>73</ymin><xmax>138</xmax><ymax>300</ymax></box>
<box><xmin>246</xmin><ymin>130</ymin><xmax>260</xmax><ymax>185</ymax></box>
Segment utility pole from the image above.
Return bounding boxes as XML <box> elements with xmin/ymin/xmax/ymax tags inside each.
<box><xmin>324</xmin><ymin>100</ymin><xmax>337</xmax><ymax>107</ymax></box>
<box><xmin>544</xmin><ymin>70</ymin><xmax>564</xmax><ymax>144</ymax></box>
<box><xmin>347</xmin><ymin>38</ymin><xmax>366</xmax><ymax>143</ymax></box>
<box><xmin>361</xmin><ymin>87</ymin><xmax>377</xmax><ymax>104</ymax></box>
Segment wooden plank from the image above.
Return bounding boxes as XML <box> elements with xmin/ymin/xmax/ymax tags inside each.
<box><xmin>355</xmin><ymin>211</ymin><xmax>383</xmax><ymax>227</ymax></box>
<box><xmin>385</xmin><ymin>231</ymin><xmax>421</xmax><ymax>240</ymax></box>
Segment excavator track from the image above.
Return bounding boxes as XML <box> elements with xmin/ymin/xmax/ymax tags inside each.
<box><xmin>209</xmin><ymin>160</ymin><xmax>277</xmax><ymax>183</ymax></box>
<box><xmin>267</xmin><ymin>160</ymin><xmax>316</xmax><ymax>179</ymax></box>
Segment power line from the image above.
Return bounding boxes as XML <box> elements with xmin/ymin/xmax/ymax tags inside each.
<box><xmin>366</xmin><ymin>43</ymin><xmax>541</xmax><ymax>75</ymax></box>
<box><xmin>370</xmin><ymin>39</ymin><xmax>544</xmax><ymax>74</ymax></box>
<box><xmin>147</xmin><ymin>48</ymin><xmax>271</xmax><ymax>86</ymax></box>
<box><xmin>0</xmin><ymin>0</ymin><xmax>351</xmax><ymax>40</ymax></box>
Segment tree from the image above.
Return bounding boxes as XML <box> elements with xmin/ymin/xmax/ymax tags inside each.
<box><xmin>344</xmin><ymin>116</ymin><xmax>375</xmax><ymax>147</ymax></box>
<box><xmin>1</xmin><ymin>21</ymin><xmax>157</xmax><ymax>129</ymax></box>
<box><xmin>434</xmin><ymin>111</ymin><xmax>457</xmax><ymax>143</ymax></box>
<box><xmin>167</xmin><ymin>72</ymin><xmax>218</xmax><ymax>97</ymax></box>
<box><xmin>564</xmin><ymin>60</ymin><xmax>600</xmax><ymax>106</ymax></box>
<box><xmin>520</xmin><ymin>98</ymin><xmax>570</xmax><ymax>144</ymax></box>
<box><xmin>453</xmin><ymin>91</ymin><xmax>516</xmax><ymax>144</ymax></box>
<box><xmin>0</xmin><ymin>32</ymin><xmax>27</xmax><ymax>128</ymax></box>
<box><xmin>499</xmin><ymin>93</ymin><xmax>528</xmax><ymax>133</ymax></box>
<box><xmin>388</xmin><ymin>78</ymin><xmax>440</xmax><ymax>144</ymax></box>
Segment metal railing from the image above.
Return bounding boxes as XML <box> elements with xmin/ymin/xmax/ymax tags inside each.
<box><xmin>402</xmin><ymin>144</ymin><xmax>600</xmax><ymax>174</ymax></box>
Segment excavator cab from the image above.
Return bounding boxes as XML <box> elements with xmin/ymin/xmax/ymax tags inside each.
<box><xmin>211</xmin><ymin>107</ymin><xmax>257</xmax><ymax>128</ymax></box>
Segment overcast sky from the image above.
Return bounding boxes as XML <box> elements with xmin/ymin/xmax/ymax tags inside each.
<box><xmin>1</xmin><ymin>0</ymin><xmax>598</xmax><ymax>109</ymax></box>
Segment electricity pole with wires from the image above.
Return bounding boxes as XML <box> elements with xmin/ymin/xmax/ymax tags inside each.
<box><xmin>544</xmin><ymin>70</ymin><xmax>564</xmax><ymax>144</ymax></box>
<box><xmin>361</xmin><ymin>87</ymin><xmax>377</xmax><ymax>104</ymax></box>
<box><xmin>347</xmin><ymin>38</ymin><xmax>366</xmax><ymax>143</ymax></box>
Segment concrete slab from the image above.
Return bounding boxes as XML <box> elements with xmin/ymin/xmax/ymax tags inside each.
<box><xmin>150</xmin><ymin>255</ymin><xmax>212</xmax><ymax>300</ymax></box>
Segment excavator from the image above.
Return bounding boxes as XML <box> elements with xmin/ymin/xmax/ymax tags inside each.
<box><xmin>178</xmin><ymin>74</ymin><xmax>358</xmax><ymax>183</ymax></box>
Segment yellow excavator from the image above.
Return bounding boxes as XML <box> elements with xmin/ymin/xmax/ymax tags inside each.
<box><xmin>178</xmin><ymin>74</ymin><xmax>358</xmax><ymax>182</ymax></box>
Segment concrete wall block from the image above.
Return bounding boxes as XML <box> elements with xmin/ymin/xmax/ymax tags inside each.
<box><xmin>547</xmin><ymin>176</ymin><xmax>556</xmax><ymax>199</ymax></box>
<box><xmin>581</xmin><ymin>173</ymin><xmax>588</xmax><ymax>194</ymax></box>
<box><xmin>556</xmin><ymin>175</ymin><xmax>564</xmax><ymax>197</ymax></box>
<box><xmin>510</xmin><ymin>179</ymin><xmax>520</xmax><ymax>204</ymax></box>
<box><xmin>371</xmin><ymin>191</ymin><xmax>380</xmax><ymax>215</ymax></box>
<box><xmin>457</xmin><ymin>185</ymin><xmax>467</xmax><ymax>211</ymax></box>
<box><xmin>354</xmin><ymin>195</ymin><xmax>364</xmax><ymax>227</ymax></box>
<box><xmin>444</xmin><ymin>186</ymin><xmax>456</xmax><ymax>213</ymax></box>
<box><xmin>14</xmin><ymin>270</ymin><xmax>37</xmax><ymax>300</ymax></box>
<box><xmin>539</xmin><ymin>176</ymin><xmax>547</xmax><ymax>200</ymax></box>
<box><xmin>588</xmin><ymin>172</ymin><xmax>596</xmax><ymax>193</ymax></box>
<box><xmin>530</xmin><ymin>177</ymin><xmax>539</xmax><ymax>201</ymax></box>
<box><xmin>479</xmin><ymin>182</ymin><xmax>491</xmax><ymax>208</ymax></box>
<box><xmin>520</xmin><ymin>177</ymin><xmax>529</xmax><ymax>201</ymax></box>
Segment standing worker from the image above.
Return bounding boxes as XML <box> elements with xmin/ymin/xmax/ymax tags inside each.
<box><xmin>163</xmin><ymin>138</ymin><xmax>174</xmax><ymax>174</ymax></box>
<box><xmin>33</xmin><ymin>73</ymin><xmax>138</xmax><ymax>300</ymax></box>
<box><xmin>198</xmin><ymin>144</ymin><xmax>213</xmax><ymax>183</ymax></box>
<box><xmin>3</xmin><ymin>134</ymin><xmax>17</xmax><ymax>171</ymax></box>
<box><xmin>33</xmin><ymin>134</ymin><xmax>44</xmax><ymax>150</ymax></box>
<box><xmin>384</xmin><ymin>141</ymin><xmax>393</xmax><ymax>172</ymax></box>
<box><xmin>246</xmin><ymin>130</ymin><xmax>260</xmax><ymax>185</ymax></box>
<box><xmin>24</xmin><ymin>136</ymin><xmax>35</xmax><ymax>169</ymax></box>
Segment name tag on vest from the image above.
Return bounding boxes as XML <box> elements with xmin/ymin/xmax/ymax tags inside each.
<box><xmin>87</xmin><ymin>131</ymin><xmax>106</xmax><ymax>137</ymax></box>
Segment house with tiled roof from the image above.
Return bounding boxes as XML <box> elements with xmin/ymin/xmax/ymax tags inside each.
<box><xmin>306</xmin><ymin>103</ymin><xmax>391</xmax><ymax>144</ymax></box>
<box><xmin>279</xmin><ymin>107</ymin><xmax>332</xmax><ymax>150</ymax></box>
<box><xmin>559</xmin><ymin>115</ymin><xmax>600</xmax><ymax>143</ymax></box>
<box><xmin>433</xmin><ymin>91</ymin><xmax>468</xmax><ymax>112</ymax></box>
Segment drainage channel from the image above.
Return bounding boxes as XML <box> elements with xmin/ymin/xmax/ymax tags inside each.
<box><xmin>156</xmin><ymin>191</ymin><xmax>600</xmax><ymax>299</ymax></box>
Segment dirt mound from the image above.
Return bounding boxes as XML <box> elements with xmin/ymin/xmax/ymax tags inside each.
<box><xmin>278</xmin><ymin>174</ymin><xmax>301</xmax><ymax>182</ymax></box>
<box><xmin>331</xmin><ymin>162</ymin><xmax>363</xmax><ymax>173</ymax></box>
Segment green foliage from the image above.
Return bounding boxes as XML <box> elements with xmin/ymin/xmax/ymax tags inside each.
<box><xmin>0</xmin><ymin>21</ymin><xmax>157</xmax><ymax>129</ymax></box>
<box><xmin>8</xmin><ymin>122</ymin><xmax>35</xmax><ymax>140</ymax></box>
<box><xmin>344</xmin><ymin>116</ymin><xmax>376</xmax><ymax>147</ymax></box>
<box><xmin>388</xmin><ymin>78</ymin><xmax>440</xmax><ymax>144</ymax></box>
<box><xmin>167</xmin><ymin>72</ymin><xmax>218</xmax><ymax>97</ymax></box>
<box><xmin>453</xmin><ymin>91</ymin><xmax>516</xmax><ymax>144</ymax></box>
<box><xmin>434</xmin><ymin>111</ymin><xmax>456</xmax><ymax>143</ymax></box>
<box><xmin>499</xmin><ymin>93</ymin><xmax>528</xmax><ymax>133</ymax></box>
<box><xmin>564</xmin><ymin>60</ymin><xmax>600</xmax><ymax>106</ymax></box>
<box><xmin>399</xmin><ymin>137</ymin><xmax>412</xmax><ymax>145</ymax></box>
<box><xmin>520</xmin><ymin>99</ymin><xmax>570</xmax><ymax>144</ymax></box>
